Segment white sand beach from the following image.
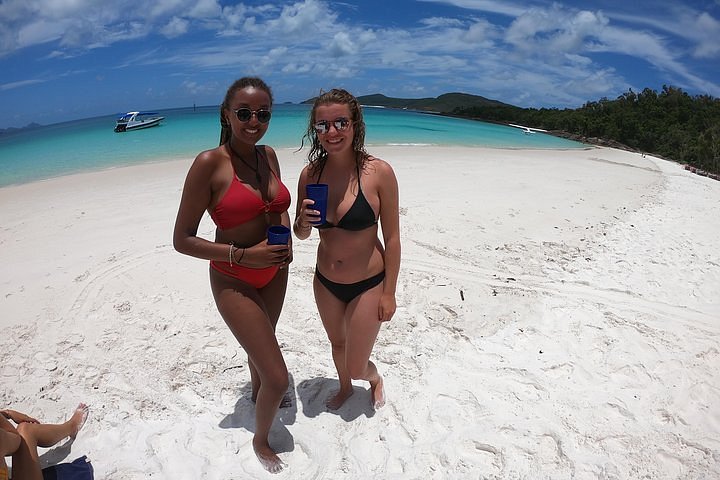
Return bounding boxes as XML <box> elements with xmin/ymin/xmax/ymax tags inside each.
<box><xmin>1</xmin><ymin>145</ymin><xmax>719</xmax><ymax>479</ymax></box>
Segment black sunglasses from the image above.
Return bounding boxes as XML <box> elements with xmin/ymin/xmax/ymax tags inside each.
<box><xmin>233</xmin><ymin>108</ymin><xmax>272</xmax><ymax>124</ymax></box>
<box><xmin>314</xmin><ymin>117</ymin><xmax>351</xmax><ymax>135</ymax></box>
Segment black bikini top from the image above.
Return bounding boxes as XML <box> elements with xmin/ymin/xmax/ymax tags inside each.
<box><xmin>315</xmin><ymin>162</ymin><xmax>378</xmax><ymax>231</ymax></box>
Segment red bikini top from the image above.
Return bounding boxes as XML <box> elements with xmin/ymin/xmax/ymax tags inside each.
<box><xmin>210</xmin><ymin>149</ymin><xmax>291</xmax><ymax>230</ymax></box>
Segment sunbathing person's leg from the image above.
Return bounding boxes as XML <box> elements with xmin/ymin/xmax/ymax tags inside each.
<box><xmin>12</xmin><ymin>404</ymin><xmax>89</xmax><ymax>479</ymax></box>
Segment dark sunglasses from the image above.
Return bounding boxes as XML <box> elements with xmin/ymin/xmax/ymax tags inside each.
<box><xmin>233</xmin><ymin>108</ymin><xmax>272</xmax><ymax>123</ymax></box>
<box><xmin>314</xmin><ymin>117</ymin><xmax>351</xmax><ymax>135</ymax></box>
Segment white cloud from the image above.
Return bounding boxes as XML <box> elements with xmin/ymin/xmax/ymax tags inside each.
<box><xmin>0</xmin><ymin>0</ymin><xmax>29</xmax><ymax>22</ymax></box>
<box><xmin>0</xmin><ymin>0</ymin><xmax>233</xmax><ymax>54</ymax></box>
<box><xmin>161</xmin><ymin>17</ymin><xmax>189</xmax><ymax>38</ymax></box>
<box><xmin>149</xmin><ymin>0</ymin><xmax>187</xmax><ymax>19</ymax></box>
<box><xmin>505</xmin><ymin>7</ymin><xmax>608</xmax><ymax>57</ymax></box>
<box><xmin>268</xmin><ymin>0</ymin><xmax>334</xmax><ymax>38</ymax></box>
<box><xmin>328</xmin><ymin>32</ymin><xmax>357</xmax><ymax>57</ymax></box>
<box><xmin>420</xmin><ymin>17</ymin><xmax>464</xmax><ymax>28</ymax></box>
<box><xmin>416</xmin><ymin>0</ymin><xmax>526</xmax><ymax>17</ymax></box>
<box><xmin>181</xmin><ymin>79</ymin><xmax>219</xmax><ymax>95</ymax></box>
<box><xmin>0</xmin><ymin>0</ymin><xmax>717</xmax><ymax>113</ymax></box>
<box><xmin>187</xmin><ymin>0</ymin><xmax>222</xmax><ymax>19</ymax></box>
<box><xmin>462</xmin><ymin>18</ymin><xmax>497</xmax><ymax>44</ymax></box>
<box><xmin>281</xmin><ymin>62</ymin><xmax>314</xmax><ymax>74</ymax></box>
<box><xmin>45</xmin><ymin>50</ymin><xmax>67</xmax><ymax>59</ymax></box>
<box><xmin>219</xmin><ymin>4</ymin><xmax>247</xmax><ymax>28</ymax></box>
<box><xmin>15</xmin><ymin>20</ymin><xmax>61</xmax><ymax>49</ymax></box>
<box><xmin>33</xmin><ymin>0</ymin><xmax>93</xmax><ymax>20</ymax></box>
<box><xmin>692</xmin><ymin>12</ymin><xmax>720</xmax><ymax>58</ymax></box>
<box><xmin>604</xmin><ymin>5</ymin><xmax>720</xmax><ymax>59</ymax></box>
<box><xmin>0</xmin><ymin>78</ymin><xmax>45</xmax><ymax>91</ymax></box>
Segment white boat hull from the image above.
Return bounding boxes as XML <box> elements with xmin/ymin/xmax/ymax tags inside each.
<box><xmin>114</xmin><ymin>112</ymin><xmax>164</xmax><ymax>132</ymax></box>
<box><xmin>125</xmin><ymin>118</ymin><xmax>162</xmax><ymax>130</ymax></box>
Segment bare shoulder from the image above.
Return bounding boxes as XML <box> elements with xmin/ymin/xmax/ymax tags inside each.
<box><xmin>366</xmin><ymin>156</ymin><xmax>397</xmax><ymax>186</ymax></box>
<box><xmin>299</xmin><ymin>163</ymin><xmax>311</xmax><ymax>180</ymax></box>
<box><xmin>367</xmin><ymin>155</ymin><xmax>395</xmax><ymax>174</ymax></box>
<box><xmin>261</xmin><ymin>145</ymin><xmax>282</xmax><ymax>173</ymax></box>
<box><xmin>262</xmin><ymin>144</ymin><xmax>278</xmax><ymax>161</ymax></box>
<box><xmin>187</xmin><ymin>146</ymin><xmax>226</xmax><ymax>181</ymax></box>
<box><xmin>193</xmin><ymin>146</ymin><xmax>224</xmax><ymax>168</ymax></box>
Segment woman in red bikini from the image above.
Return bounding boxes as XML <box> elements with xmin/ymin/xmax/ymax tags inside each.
<box><xmin>293</xmin><ymin>89</ymin><xmax>400</xmax><ymax>411</ymax></box>
<box><xmin>173</xmin><ymin>77</ymin><xmax>291</xmax><ymax>473</ymax></box>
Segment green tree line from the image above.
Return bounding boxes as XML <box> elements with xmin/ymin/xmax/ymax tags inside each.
<box><xmin>453</xmin><ymin>86</ymin><xmax>720</xmax><ymax>174</ymax></box>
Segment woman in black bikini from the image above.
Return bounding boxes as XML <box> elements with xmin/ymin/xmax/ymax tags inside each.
<box><xmin>293</xmin><ymin>89</ymin><xmax>400</xmax><ymax>410</ymax></box>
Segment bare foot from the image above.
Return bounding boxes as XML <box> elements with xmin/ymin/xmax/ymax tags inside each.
<box><xmin>252</xmin><ymin>439</ymin><xmax>285</xmax><ymax>474</ymax></box>
<box><xmin>370</xmin><ymin>377</ymin><xmax>385</xmax><ymax>410</ymax></box>
<box><xmin>326</xmin><ymin>388</ymin><xmax>354</xmax><ymax>411</ymax></box>
<box><xmin>69</xmin><ymin>403</ymin><xmax>89</xmax><ymax>439</ymax></box>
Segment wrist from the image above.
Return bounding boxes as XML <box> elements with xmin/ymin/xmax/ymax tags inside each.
<box><xmin>232</xmin><ymin>245</ymin><xmax>246</xmax><ymax>265</ymax></box>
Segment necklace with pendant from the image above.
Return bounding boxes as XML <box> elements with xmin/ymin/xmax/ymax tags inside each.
<box><xmin>227</xmin><ymin>142</ymin><xmax>261</xmax><ymax>183</ymax></box>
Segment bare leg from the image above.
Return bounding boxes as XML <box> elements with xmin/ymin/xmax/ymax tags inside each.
<box><xmin>346</xmin><ymin>282</ymin><xmax>386</xmax><ymax>409</ymax></box>
<box><xmin>12</xmin><ymin>404</ymin><xmax>89</xmax><ymax>480</ymax></box>
<box><xmin>0</xmin><ymin>423</ymin><xmax>21</xmax><ymax>478</ymax></box>
<box><xmin>314</xmin><ymin>275</ymin><xmax>354</xmax><ymax>410</ymax></box>
<box><xmin>368</xmin><ymin>362</ymin><xmax>385</xmax><ymax>409</ymax></box>
<box><xmin>249</xmin><ymin>361</ymin><xmax>292</xmax><ymax>408</ymax></box>
<box><xmin>248</xmin><ymin>358</ymin><xmax>261</xmax><ymax>402</ymax></box>
<box><xmin>211</xmin><ymin>270</ymin><xmax>288</xmax><ymax>473</ymax></box>
<box><xmin>256</xmin><ymin>269</ymin><xmax>292</xmax><ymax>409</ymax></box>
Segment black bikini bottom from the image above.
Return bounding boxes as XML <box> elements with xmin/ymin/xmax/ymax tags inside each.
<box><xmin>315</xmin><ymin>268</ymin><xmax>385</xmax><ymax>304</ymax></box>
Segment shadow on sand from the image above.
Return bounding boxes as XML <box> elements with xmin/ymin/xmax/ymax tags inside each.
<box><xmin>296</xmin><ymin>377</ymin><xmax>376</xmax><ymax>421</ymax></box>
<box><xmin>218</xmin><ymin>373</ymin><xmax>297</xmax><ymax>454</ymax></box>
<box><xmin>38</xmin><ymin>438</ymin><xmax>75</xmax><ymax>468</ymax></box>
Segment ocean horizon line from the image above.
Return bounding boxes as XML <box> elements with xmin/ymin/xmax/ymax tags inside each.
<box><xmin>0</xmin><ymin>105</ymin><xmax>587</xmax><ymax>188</ymax></box>
<box><xmin>0</xmin><ymin>101</ymin><xmax>477</xmax><ymax>133</ymax></box>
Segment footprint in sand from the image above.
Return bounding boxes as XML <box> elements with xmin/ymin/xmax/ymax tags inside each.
<box><xmin>541</xmin><ymin>362</ymin><xmax>574</xmax><ymax>379</ymax></box>
<box><xmin>289</xmin><ymin>438</ymin><xmax>338</xmax><ymax>478</ymax></box>
<box><xmin>460</xmin><ymin>440</ymin><xmax>504</xmax><ymax>474</ymax></box>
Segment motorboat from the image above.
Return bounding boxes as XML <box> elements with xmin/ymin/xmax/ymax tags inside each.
<box><xmin>114</xmin><ymin>111</ymin><xmax>164</xmax><ymax>132</ymax></box>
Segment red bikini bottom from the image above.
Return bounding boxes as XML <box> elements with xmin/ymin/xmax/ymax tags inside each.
<box><xmin>210</xmin><ymin>261</ymin><xmax>279</xmax><ymax>289</ymax></box>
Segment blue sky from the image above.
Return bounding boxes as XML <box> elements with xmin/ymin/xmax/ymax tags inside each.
<box><xmin>1</xmin><ymin>0</ymin><xmax>719</xmax><ymax>129</ymax></box>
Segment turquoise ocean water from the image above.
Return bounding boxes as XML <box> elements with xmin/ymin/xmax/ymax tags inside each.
<box><xmin>0</xmin><ymin>104</ymin><xmax>584</xmax><ymax>187</ymax></box>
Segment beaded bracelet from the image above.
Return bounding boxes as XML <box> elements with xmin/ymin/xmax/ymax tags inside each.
<box><xmin>228</xmin><ymin>243</ymin><xmax>236</xmax><ymax>265</ymax></box>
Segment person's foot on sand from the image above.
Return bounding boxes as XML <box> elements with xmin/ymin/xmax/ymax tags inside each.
<box><xmin>253</xmin><ymin>438</ymin><xmax>285</xmax><ymax>474</ymax></box>
<box><xmin>69</xmin><ymin>403</ymin><xmax>89</xmax><ymax>439</ymax></box>
<box><xmin>371</xmin><ymin>377</ymin><xmax>385</xmax><ymax>410</ymax></box>
<box><xmin>326</xmin><ymin>388</ymin><xmax>354</xmax><ymax>411</ymax></box>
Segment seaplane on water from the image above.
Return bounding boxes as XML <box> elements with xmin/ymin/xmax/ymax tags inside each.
<box><xmin>508</xmin><ymin>123</ymin><xmax>548</xmax><ymax>135</ymax></box>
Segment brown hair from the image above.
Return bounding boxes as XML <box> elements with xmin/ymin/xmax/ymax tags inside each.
<box><xmin>219</xmin><ymin>77</ymin><xmax>273</xmax><ymax>146</ymax></box>
<box><xmin>302</xmin><ymin>88</ymin><xmax>369</xmax><ymax>177</ymax></box>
